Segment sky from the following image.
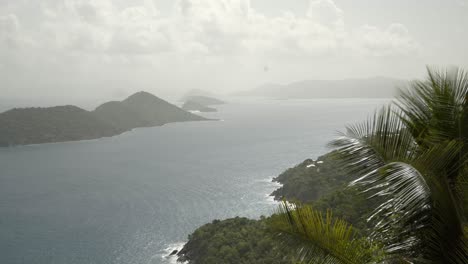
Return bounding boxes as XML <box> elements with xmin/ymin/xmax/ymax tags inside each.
<box><xmin>0</xmin><ymin>0</ymin><xmax>467</xmax><ymax>103</ymax></box>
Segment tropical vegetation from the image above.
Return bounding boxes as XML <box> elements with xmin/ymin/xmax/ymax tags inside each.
<box><xmin>177</xmin><ymin>217</ymin><xmax>298</xmax><ymax>264</ymax></box>
<box><xmin>177</xmin><ymin>153</ymin><xmax>368</xmax><ymax>263</ymax></box>
<box><xmin>271</xmin><ymin>154</ymin><xmax>376</xmax><ymax>231</ymax></box>
<box><xmin>271</xmin><ymin>67</ymin><xmax>468</xmax><ymax>263</ymax></box>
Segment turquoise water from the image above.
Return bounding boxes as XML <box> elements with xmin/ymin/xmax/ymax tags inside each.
<box><xmin>0</xmin><ymin>98</ymin><xmax>387</xmax><ymax>264</ymax></box>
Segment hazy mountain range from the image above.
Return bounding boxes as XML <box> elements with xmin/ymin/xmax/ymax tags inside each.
<box><xmin>0</xmin><ymin>92</ymin><xmax>206</xmax><ymax>147</ymax></box>
<box><xmin>238</xmin><ymin>77</ymin><xmax>405</xmax><ymax>98</ymax></box>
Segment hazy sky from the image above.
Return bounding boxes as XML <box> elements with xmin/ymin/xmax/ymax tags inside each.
<box><xmin>1</xmin><ymin>0</ymin><xmax>467</xmax><ymax>102</ymax></box>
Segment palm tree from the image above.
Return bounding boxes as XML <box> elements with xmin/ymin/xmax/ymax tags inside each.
<box><xmin>271</xmin><ymin>67</ymin><xmax>468</xmax><ymax>263</ymax></box>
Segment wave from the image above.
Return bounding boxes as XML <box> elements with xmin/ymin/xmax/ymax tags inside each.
<box><xmin>254</xmin><ymin>176</ymin><xmax>281</xmax><ymax>186</ymax></box>
<box><xmin>255</xmin><ymin>176</ymin><xmax>282</xmax><ymax>206</ymax></box>
<box><xmin>159</xmin><ymin>242</ymin><xmax>187</xmax><ymax>264</ymax></box>
<box><xmin>263</xmin><ymin>193</ymin><xmax>280</xmax><ymax>205</ymax></box>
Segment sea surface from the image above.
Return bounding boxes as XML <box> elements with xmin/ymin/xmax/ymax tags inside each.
<box><xmin>0</xmin><ymin>98</ymin><xmax>388</xmax><ymax>264</ymax></box>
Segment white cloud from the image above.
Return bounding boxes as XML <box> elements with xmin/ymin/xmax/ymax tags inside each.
<box><xmin>0</xmin><ymin>0</ymin><xmax>423</xmax><ymax>98</ymax></box>
<box><xmin>109</xmin><ymin>6</ymin><xmax>170</xmax><ymax>54</ymax></box>
<box><xmin>455</xmin><ymin>0</ymin><xmax>467</xmax><ymax>7</ymax></box>
<box><xmin>354</xmin><ymin>23</ymin><xmax>420</xmax><ymax>56</ymax></box>
<box><xmin>4</xmin><ymin>0</ymin><xmax>419</xmax><ymax>58</ymax></box>
<box><xmin>307</xmin><ymin>0</ymin><xmax>343</xmax><ymax>28</ymax></box>
<box><xmin>168</xmin><ymin>0</ymin><xmax>417</xmax><ymax>58</ymax></box>
<box><xmin>0</xmin><ymin>14</ymin><xmax>21</xmax><ymax>49</ymax></box>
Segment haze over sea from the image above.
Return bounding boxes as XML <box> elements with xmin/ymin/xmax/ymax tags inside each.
<box><xmin>0</xmin><ymin>98</ymin><xmax>387</xmax><ymax>264</ymax></box>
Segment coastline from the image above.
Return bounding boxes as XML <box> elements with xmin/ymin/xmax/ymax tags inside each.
<box><xmin>164</xmin><ymin>174</ymin><xmax>284</xmax><ymax>263</ymax></box>
<box><xmin>0</xmin><ymin>119</ymin><xmax>218</xmax><ymax>149</ymax></box>
<box><xmin>161</xmin><ymin>242</ymin><xmax>187</xmax><ymax>264</ymax></box>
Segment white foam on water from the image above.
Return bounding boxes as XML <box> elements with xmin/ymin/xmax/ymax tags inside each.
<box><xmin>157</xmin><ymin>242</ymin><xmax>186</xmax><ymax>264</ymax></box>
<box><xmin>255</xmin><ymin>176</ymin><xmax>282</xmax><ymax>206</ymax></box>
<box><xmin>254</xmin><ymin>176</ymin><xmax>281</xmax><ymax>186</ymax></box>
<box><xmin>264</xmin><ymin>193</ymin><xmax>280</xmax><ymax>205</ymax></box>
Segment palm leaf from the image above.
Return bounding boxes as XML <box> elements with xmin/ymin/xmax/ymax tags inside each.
<box><xmin>269</xmin><ymin>202</ymin><xmax>380</xmax><ymax>264</ymax></box>
<box><xmin>272</xmin><ymin>67</ymin><xmax>468</xmax><ymax>263</ymax></box>
<box><xmin>397</xmin><ymin>66</ymin><xmax>468</xmax><ymax>184</ymax></box>
<box><xmin>328</xmin><ymin>106</ymin><xmax>417</xmax><ymax>177</ymax></box>
<box><xmin>329</xmin><ymin>103</ymin><xmax>467</xmax><ymax>262</ymax></box>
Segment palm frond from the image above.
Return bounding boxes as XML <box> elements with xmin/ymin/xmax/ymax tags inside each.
<box><xmin>397</xmin><ymin>67</ymin><xmax>467</xmax><ymax>144</ymax></box>
<box><xmin>275</xmin><ymin>67</ymin><xmax>468</xmax><ymax>263</ymax></box>
<box><xmin>396</xmin><ymin>66</ymin><xmax>468</xmax><ymax>188</ymax></box>
<box><xmin>357</xmin><ymin>162</ymin><xmax>431</xmax><ymax>255</ymax></box>
<box><xmin>329</xmin><ymin>101</ymin><xmax>467</xmax><ymax>262</ymax></box>
<box><xmin>328</xmin><ymin>105</ymin><xmax>417</xmax><ymax>177</ymax></box>
<box><xmin>337</xmin><ymin>142</ymin><xmax>467</xmax><ymax>262</ymax></box>
<box><xmin>269</xmin><ymin>202</ymin><xmax>380</xmax><ymax>264</ymax></box>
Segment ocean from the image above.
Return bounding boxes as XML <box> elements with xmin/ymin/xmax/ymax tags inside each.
<box><xmin>0</xmin><ymin>98</ymin><xmax>388</xmax><ymax>264</ymax></box>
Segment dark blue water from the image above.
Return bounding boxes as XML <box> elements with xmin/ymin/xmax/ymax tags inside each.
<box><xmin>0</xmin><ymin>98</ymin><xmax>387</xmax><ymax>264</ymax></box>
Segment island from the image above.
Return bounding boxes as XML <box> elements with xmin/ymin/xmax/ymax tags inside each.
<box><xmin>184</xmin><ymin>95</ymin><xmax>225</xmax><ymax>106</ymax></box>
<box><xmin>182</xmin><ymin>100</ymin><xmax>217</xmax><ymax>112</ymax></box>
<box><xmin>180</xmin><ymin>94</ymin><xmax>226</xmax><ymax>112</ymax></box>
<box><xmin>0</xmin><ymin>91</ymin><xmax>207</xmax><ymax>147</ymax></box>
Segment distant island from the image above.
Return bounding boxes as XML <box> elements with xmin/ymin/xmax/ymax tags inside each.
<box><xmin>0</xmin><ymin>91</ymin><xmax>207</xmax><ymax>147</ymax></box>
<box><xmin>184</xmin><ymin>95</ymin><xmax>225</xmax><ymax>106</ymax></box>
<box><xmin>182</xmin><ymin>100</ymin><xmax>217</xmax><ymax>112</ymax></box>
<box><xmin>181</xmin><ymin>95</ymin><xmax>225</xmax><ymax>112</ymax></box>
<box><xmin>236</xmin><ymin>77</ymin><xmax>404</xmax><ymax>98</ymax></box>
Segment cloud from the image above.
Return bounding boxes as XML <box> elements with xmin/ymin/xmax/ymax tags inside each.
<box><xmin>168</xmin><ymin>0</ymin><xmax>417</xmax><ymax>58</ymax></box>
<box><xmin>2</xmin><ymin>0</ymin><xmax>419</xmax><ymax>58</ymax></box>
<box><xmin>108</xmin><ymin>6</ymin><xmax>171</xmax><ymax>54</ymax></box>
<box><xmin>354</xmin><ymin>23</ymin><xmax>421</xmax><ymax>56</ymax></box>
<box><xmin>0</xmin><ymin>14</ymin><xmax>21</xmax><ymax>49</ymax></box>
<box><xmin>307</xmin><ymin>0</ymin><xmax>343</xmax><ymax>27</ymax></box>
<box><xmin>0</xmin><ymin>0</ymin><xmax>423</xmax><ymax>98</ymax></box>
<box><xmin>455</xmin><ymin>0</ymin><xmax>467</xmax><ymax>7</ymax></box>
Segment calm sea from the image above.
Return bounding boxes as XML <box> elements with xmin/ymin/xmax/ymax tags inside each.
<box><xmin>0</xmin><ymin>98</ymin><xmax>388</xmax><ymax>264</ymax></box>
